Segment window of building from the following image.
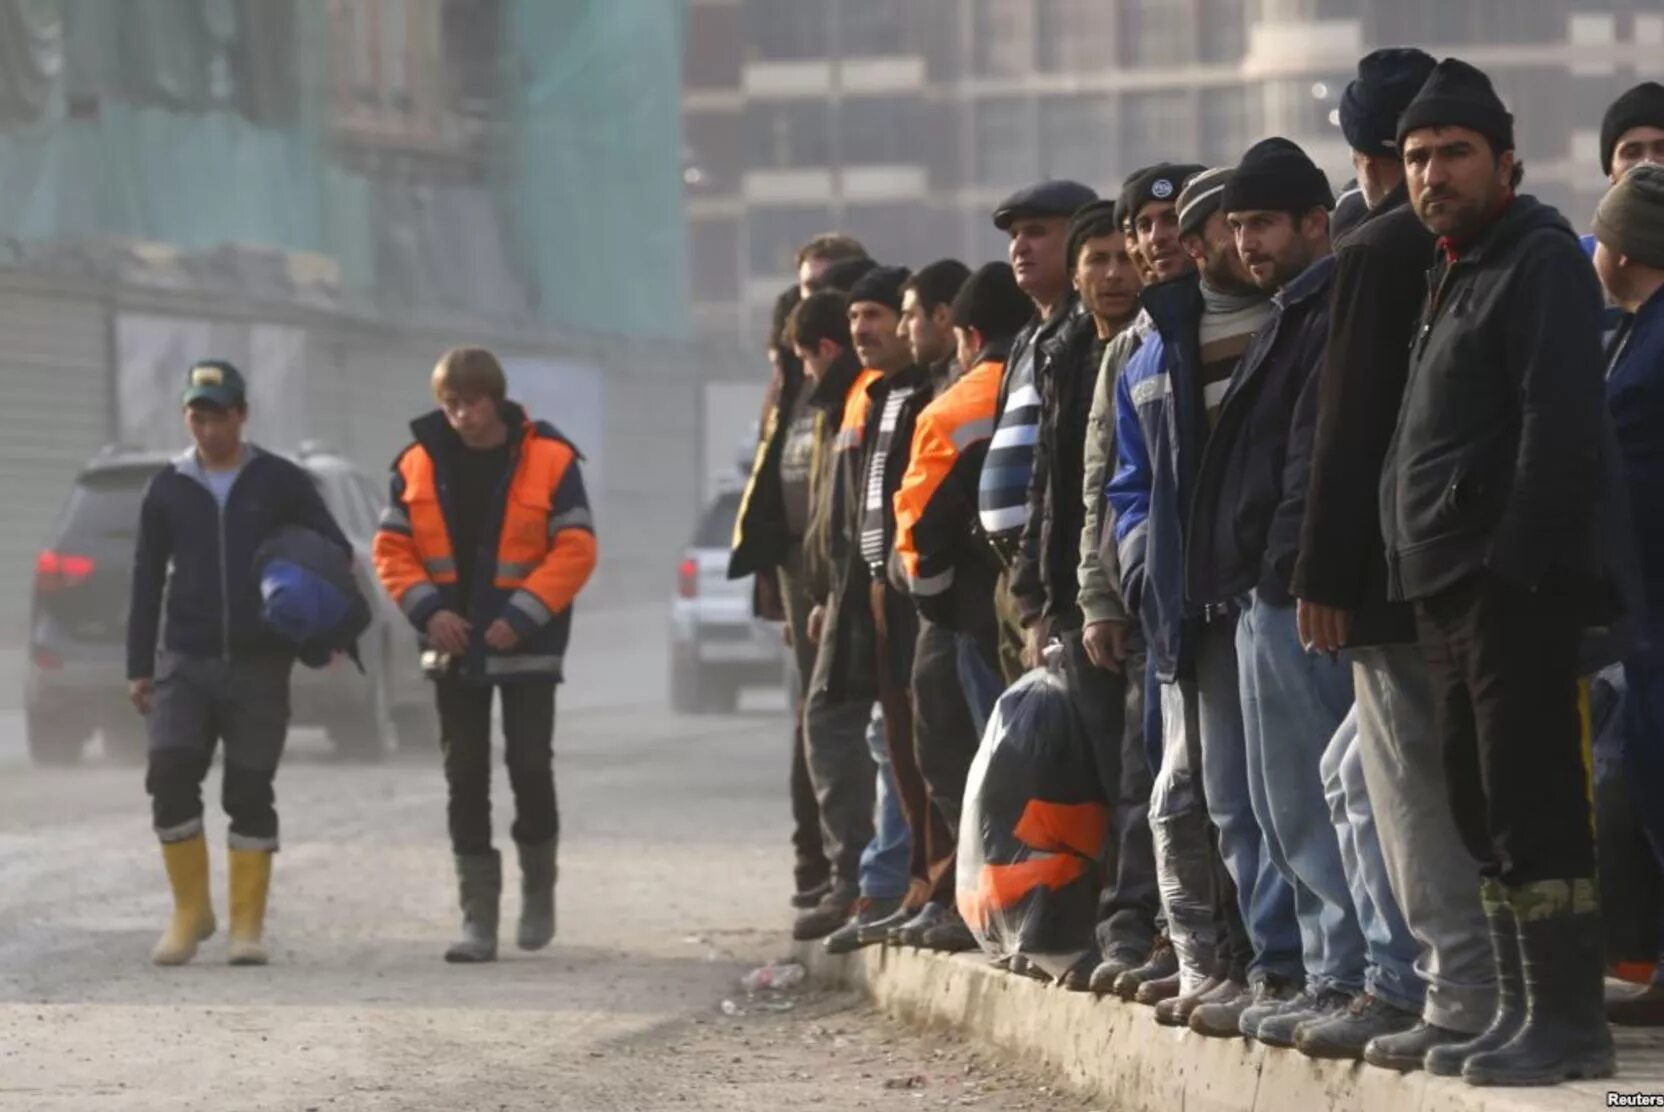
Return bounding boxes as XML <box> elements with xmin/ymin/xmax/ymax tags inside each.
<box><xmin>1040</xmin><ymin>95</ymin><xmax>1118</xmax><ymax>185</ymax></box>
<box><xmin>839</xmin><ymin>0</ymin><xmax>904</xmax><ymax>57</ymax></box>
<box><xmin>1201</xmin><ymin>88</ymin><xmax>1251</xmax><ymax>164</ymax></box>
<box><xmin>1120</xmin><ymin>0</ymin><xmax>1192</xmax><ymax>67</ymax></box>
<box><xmin>840</xmin><ymin>97</ymin><xmax>921</xmax><ymax>166</ymax></box>
<box><xmin>1198</xmin><ymin>0</ymin><xmax>1248</xmax><ymax>62</ymax></box>
<box><xmin>690</xmin><ymin>217</ymin><xmax>741</xmax><ymax>301</ymax></box>
<box><xmin>842</xmin><ymin>203</ymin><xmax>918</xmax><ymax>262</ymax></box>
<box><xmin>1036</xmin><ymin>0</ymin><xmax>1116</xmax><ymax>74</ymax></box>
<box><xmin>1121</xmin><ymin>91</ymin><xmax>1192</xmax><ymax>169</ymax></box>
<box><xmin>744</xmin><ymin>100</ymin><xmax>832</xmax><ymax>169</ymax></box>
<box><xmin>745</xmin><ymin>0</ymin><xmax>829</xmax><ymax>62</ymax></box>
<box><xmin>684</xmin><ymin>110</ymin><xmax>741</xmax><ymax>194</ymax></box>
<box><xmin>684</xmin><ymin>3</ymin><xmax>742</xmax><ymax>88</ymax></box>
<box><xmin>974</xmin><ymin>97</ymin><xmax>1038</xmax><ymax>188</ymax></box>
<box><xmin>749</xmin><ymin>205</ymin><xmax>832</xmax><ymax>277</ymax></box>
<box><xmin>972</xmin><ymin>0</ymin><xmax>1034</xmax><ymax>78</ymax></box>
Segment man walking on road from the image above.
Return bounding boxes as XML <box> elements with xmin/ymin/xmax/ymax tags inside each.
<box><xmin>129</xmin><ymin>360</ymin><xmax>353</xmax><ymax>968</ymax></box>
<box><xmin>374</xmin><ymin>347</ymin><xmax>598</xmax><ymax>964</ymax></box>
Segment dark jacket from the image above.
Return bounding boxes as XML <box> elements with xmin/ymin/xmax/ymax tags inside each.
<box><xmin>865</xmin><ymin>364</ymin><xmax>937</xmax><ymax>689</ymax></box>
<box><xmin>254</xmin><ymin>525</ymin><xmax>372</xmax><ymax>669</ymax></box>
<box><xmin>1380</xmin><ymin>196</ymin><xmax>1609</xmax><ymax>602</ymax></box>
<box><xmin>729</xmin><ymin>360</ymin><xmax>806</xmax><ymax>582</ymax></box>
<box><xmin>800</xmin><ymin>351</ymin><xmax>865</xmax><ymax>605</ymax></box>
<box><xmin>1292</xmin><ymin>187</ymin><xmax>1433</xmax><ymax>645</ymax></box>
<box><xmin>1609</xmin><ymin>283</ymin><xmax>1664</xmax><ymax>622</ymax></box>
<box><xmin>128</xmin><ymin>446</ymin><xmax>350</xmax><ymax>680</ymax></box>
<box><xmin>1015</xmin><ymin>307</ymin><xmax>1108</xmax><ymax>631</ymax></box>
<box><xmin>1107</xmin><ymin>275</ymin><xmax>1212</xmax><ymax>682</ymax></box>
<box><xmin>1189</xmin><ymin>254</ymin><xmax>1338</xmax><ymax>610</ymax></box>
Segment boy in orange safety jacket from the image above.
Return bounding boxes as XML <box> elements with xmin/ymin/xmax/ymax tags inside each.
<box><xmin>373</xmin><ymin>347</ymin><xmax>597</xmax><ymax>964</ymax></box>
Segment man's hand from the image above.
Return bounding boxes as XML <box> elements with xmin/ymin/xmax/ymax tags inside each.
<box><xmin>1081</xmin><ymin>619</ymin><xmax>1131</xmax><ymax>673</ymax></box>
<box><xmin>1022</xmin><ymin>617</ymin><xmax>1054</xmax><ymax>671</ymax></box>
<box><xmin>426</xmin><ymin>609</ymin><xmax>472</xmax><ymax>655</ymax></box>
<box><xmin>1297</xmin><ymin>600</ymin><xmax>1351</xmax><ymax>656</ymax></box>
<box><xmin>129</xmin><ymin>678</ymin><xmax>153</xmax><ymax>716</ymax></box>
<box><xmin>807</xmin><ymin>604</ymin><xmax>827</xmax><ymax>646</ymax></box>
<box><xmin>484</xmin><ymin>619</ymin><xmax>520</xmax><ymax>653</ymax></box>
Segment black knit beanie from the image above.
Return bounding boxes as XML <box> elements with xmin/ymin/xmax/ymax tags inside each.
<box><xmin>847</xmin><ymin>264</ymin><xmax>911</xmax><ymax>314</ymax></box>
<box><xmin>1602</xmin><ymin>82</ymin><xmax>1664</xmax><ymax>177</ymax></box>
<box><xmin>1117</xmin><ymin>162</ymin><xmax>1206</xmax><ymax>230</ymax></box>
<box><xmin>1396</xmin><ymin>57</ymin><xmax>1515</xmax><ymax>156</ymax></box>
<box><xmin>1221</xmin><ymin>138</ymin><xmax>1333</xmax><ymax>216</ymax></box>
<box><xmin>1340</xmin><ymin>47</ymin><xmax>1436</xmax><ymax>155</ymax></box>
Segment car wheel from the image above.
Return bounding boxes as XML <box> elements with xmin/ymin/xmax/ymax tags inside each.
<box><xmin>670</xmin><ymin>651</ymin><xmax>705</xmax><ymax>714</ymax></box>
<box><xmin>392</xmin><ymin>703</ymin><xmax>439</xmax><ymax>753</ymax></box>
<box><xmin>102</xmin><ymin>721</ymin><xmax>149</xmax><ymax>765</ymax></box>
<box><xmin>26</xmin><ymin>707</ymin><xmax>87</xmax><ymax>766</ymax></box>
<box><xmin>327</xmin><ymin>670</ymin><xmax>394</xmax><ymax>763</ymax></box>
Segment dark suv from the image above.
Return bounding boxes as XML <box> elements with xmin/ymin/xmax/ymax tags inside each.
<box><xmin>24</xmin><ymin>443</ymin><xmax>431</xmax><ymax>765</ymax></box>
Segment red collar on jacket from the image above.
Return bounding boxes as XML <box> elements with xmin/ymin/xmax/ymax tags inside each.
<box><xmin>1438</xmin><ymin>191</ymin><xmax>1516</xmax><ymax>263</ymax></box>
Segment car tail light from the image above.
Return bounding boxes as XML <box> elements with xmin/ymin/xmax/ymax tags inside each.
<box><xmin>677</xmin><ymin>557</ymin><xmax>699</xmax><ymax>599</ymax></box>
<box><xmin>35</xmin><ymin>551</ymin><xmax>96</xmax><ymax>594</ymax></box>
<box><xmin>31</xmin><ymin>646</ymin><xmax>62</xmax><ymax>671</ymax></box>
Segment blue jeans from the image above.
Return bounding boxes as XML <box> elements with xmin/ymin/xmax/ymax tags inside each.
<box><xmin>957</xmin><ymin>633</ymin><xmax>1004</xmax><ymax>741</ymax></box>
<box><xmin>1320</xmin><ymin>707</ymin><xmax>1425</xmax><ymax>1013</ymax></box>
<box><xmin>1195</xmin><ymin>618</ymin><xmax>1302</xmax><ymax>983</ymax></box>
<box><xmin>858</xmin><ymin>703</ymin><xmax>911</xmax><ymax>901</ymax></box>
<box><xmin>1236</xmin><ymin>590</ymin><xmax>1363</xmax><ymax>995</ymax></box>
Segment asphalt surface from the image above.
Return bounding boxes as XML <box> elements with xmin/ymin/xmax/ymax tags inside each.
<box><xmin>0</xmin><ymin>610</ymin><xmax>1099</xmax><ymax>1111</ymax></box>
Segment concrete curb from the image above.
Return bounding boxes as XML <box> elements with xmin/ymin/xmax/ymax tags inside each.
<box><xmin>797</xmin><ymin>941</ymin><xmax>1662</xmax><ymax>1112</ymax></box>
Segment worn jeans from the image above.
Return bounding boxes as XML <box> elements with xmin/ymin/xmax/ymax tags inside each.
<box><xmin>1196</xmin><ymin>617</ymin><xmax>1302</xmax><ymax>983</ymax></box>
<box><xmin>1236</xmin><ymin>591</ymin><xmax>1362</xmax><ymax>995</ymax></box>
<box><xmin>1352</xmin><ymin>645</ymin><xmax>1494</xmax><ymax>1034</ymax></box>
<box><xmin>1320</xmin><ymin>707</ymin><xmax>1426</xmax><ymax>1014</ymax></box>
<box><xmin>1150</xmin><ymin>678</ymin><xmax>1220</xmax><ymax>991</ymax></box>
<box><xmin>859</xmin><ymin>704</ymin><xmax>911</xmax><ymax>901</ymax></box>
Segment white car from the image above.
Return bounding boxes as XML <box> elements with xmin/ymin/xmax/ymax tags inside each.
<box><xmin>668</xmin><ymin>488</ymin><xmax>789</xmax><ymax>713</ymax></box>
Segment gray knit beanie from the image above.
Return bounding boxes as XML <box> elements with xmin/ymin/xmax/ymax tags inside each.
<box><xmin>1594</xmin><ymin>163</ymin><xmax>1664</xmax><ymax>270</ymax></box>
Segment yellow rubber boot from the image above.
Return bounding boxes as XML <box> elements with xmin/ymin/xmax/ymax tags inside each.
<box><xmin>152</xmin><ymin>835</ymin><xmax>216</xmax><ymax>966</ymax></box>
<box><xmin>227</xmin><ymin>849</ymin><xmax>273</xmax><ymax>966</ymax></box>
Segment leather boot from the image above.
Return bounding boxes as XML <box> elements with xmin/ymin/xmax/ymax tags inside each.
<box><xmin>1113</xmin><ymin>937</ymin><xmax>1177</xmax><ymax>1000</ymax></box>
<box><xmin>1155</xmin><ymin>976</ymin><xmax>1226</xmax><ymax>1027</ymax></box>
<box><xmin>515</xmin><ymin>839</ymin><xmax>557</xmax><ymax>951</ymax></box>
<box><xmin>1462</xmin><ymin>878</ymin><xmax>1616</xmax><ymax>1086</ymax></box>
<box><xmin>1426</xmin><ymin>879</ymin><xmax>1523</xmax><ymax>1077</ymax></box>
<box><xmin>227</xmin><ymin>848</ymin><xmax>273</xmax><ymax>966</ymax></box>
<box><xmin>445</xmin><ymin>851</ymin><xmax>501</xmax><ymax>964</ymax></box>
<box><xmin>1363</xmin><ymin>1021</ymin><xmax>1473</xmax><ymax>1072</ymax></box>
<box><xmin>152</xmin><ymin>834</ymin><xmax>216</xmax><ymax>966</ymax></box>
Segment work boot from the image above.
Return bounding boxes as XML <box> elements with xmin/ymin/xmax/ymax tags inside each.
<box><xmin>790</xmin><ymin>879</ymin><xmax>833</xmax><ymax>911</ymax></box>
<box><xmin>1155</xmin><ymin>976</ymin><xmax>1225</xmax><ymax>1027</ymax></box>
<box><xmin>1426</xmin><ymin>880</ymin><xmax>1523</xmax><ymax>1077</ymax></box>
<box><xmin>1062</xmin><ymin>954</ymin><xmax>1099</xmax><ymax>993</ymax></box>
<box><xmin>1192</xmin><ymin>972</ymin><xmax>1297</xmax><ymax>1040</ymax></box>
<box><xmin>515</xmin><ymin>839</ymin><xmax>558</xmax><ymax>951</ymax></box>
<box><xmin>226</xmin><ymin>848</ymin><xmax>273</xmax><ymax>967</ymax></box>
<box><xmin>1607</xmin><ymin>980</ymin><xmax>1664</xmax><ymax>1026</ymax></box>
<box><xmin>1113</xmin><ymin>937</ymin><xmax>1178</xmax><ymax>1001</ymax></box>
<box><xmin>1258</xmin><ymin>988</ymin><xmax>1354</xmax><ymax>1048</ymax></box>
<box><xmin>152</xmin><ymin>834</ymin><xmax>217</xmax><ymax>966</ymax></box>
<box><xmin>445</xmin><ymin>851</ymin><xmax>501</xmax><ymax>964</ymax></box>
<box><xmin>1363</xmin><ymin>1021</ymin><xmax>1472</xmax><ymax>1072</ymax></box>
<box><xmin>1462</xmin><ymin>878</ymin><xmax>1616</xmax><ymax>1087</ymax></box>
<box><xmin>1088</xmin><ymin>946</ymin><xmax>1145</xmax><ymax>995</ymax></box>
<box><xmin>922</xmin><ymin>909</ymin><xmax>979</xmax><ymax>954</ymax></box>
<box><xmin>856</xmin><ymin>900</ymin><xmax>914</xmax><ymax>946</ymax></box>
<box><xmin>892</xmin><ymin>902</ymin><xmax>949</xmax><ymax>947</ymax></box>
<box><xmin>792</xmin><ymin>882</ymin><xmax>858</xmax><ymax>942</ymax></box>
<box><xmin>1296</xmin><ymin>991</ymin><xmax>1420</xmax><ymax>1061</ymax></box>
<box><xmin>1135</xmin><ymin>971</ymin><xmax>1182</xmax><ymax>1005</ymax></box>
<box><xmin>824</xmin><ymin>895</ymin><xmax>903</xmax><ymax>955</ymax></box>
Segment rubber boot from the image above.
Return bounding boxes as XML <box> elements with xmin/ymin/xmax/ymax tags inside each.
<box><xmin>516</xmin><ymin>839</ymin><xmax>557</xmax><ymax>952</ymax></box>
<box><xmin>1463</xmin><ymin>878</ymin><xmax>1616</xmax><ymax>1086</ymax></box>
<box><xmin>152</xmin><ymin>834</ymin><xmax>216</xmax><ymax>966</ymax></box>
<box><xmin>445</xmin><ymin>851</ymin><xmax>501</xmax><ymax>964</ymax></box>
<box><xmin>227</xmin><ymin>848</ymin><xmax>273</xmax><ymax>966</ymax></box>
<box><xmin>1426</xmin><ymin>880</ymin><xmax>1523</xmax><ymax>1076</ymax></box>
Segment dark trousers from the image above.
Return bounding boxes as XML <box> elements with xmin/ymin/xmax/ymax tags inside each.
<box><xmin>911</xmin><ymin>619</ymin><xmax>982</xmax><ymax>905</ymax></box>
<box><xmin>780</xmin><ymin>558</ymin><xmax>831</xmax><ymax>892</ymax></box>
<box><xmin>437</xmin><ymin>678</ymin><xmax>559</xmax><ymax>857</ymax></box>
<box><xmin>147</xmin><ymin>651</ymin><xmax>292</xmax><ymax>850</ymax></box>
<box><xmin>1414</xmin><ymin>571</ymin><xmax>1597</xmax><ymax>885</ymax></box>
<box><xmin>873</xmin><ymin>580</ymin><xmax>955</xmax><ymax>906</ymax></box>
<box><xmin>1060</xmin><ymin>631</ymin><xmax>1160</xmax><ymax>961</ymax></box>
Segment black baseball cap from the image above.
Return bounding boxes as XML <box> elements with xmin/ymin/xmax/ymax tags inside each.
<box><xmin>183</xmin><ymin>360</ymin><xmax>247</xmax><ymax>409</ymax></box>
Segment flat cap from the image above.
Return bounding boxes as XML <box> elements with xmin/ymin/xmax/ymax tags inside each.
<box><xmin>993</xmin><ymin>179</ymin><xmax>1098</xmax><ymax>231</ymax></box>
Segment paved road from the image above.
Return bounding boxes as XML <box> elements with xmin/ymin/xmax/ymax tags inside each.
<box><xmin>0</xmin><ymin>614</ymin><xmax>1095</xmax><ymax>1111</ymax></box>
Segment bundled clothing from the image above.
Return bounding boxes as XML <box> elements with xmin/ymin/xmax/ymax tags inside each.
<box><xmin>254</xmin><ymin>525</ymin><xmax>372</xmax><ymax>670</ymax></box>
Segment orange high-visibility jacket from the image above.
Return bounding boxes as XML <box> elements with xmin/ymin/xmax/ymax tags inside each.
<box><xmin>893</xmin><ymin>357</ymin><xmax>1004</xmax><ymax>628</ymax></box>
<box><xmin>372</xmin><ymin>403</ymin><xmax>597</xmax><ymax>683</ymax></box>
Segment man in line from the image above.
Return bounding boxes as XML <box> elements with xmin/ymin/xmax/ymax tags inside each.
<box><xmin>977</xmin><ymin>179</ymin><xmax>1098</xmax><ymax>687</ymax></box>
<box><xmin>1292</xmin><ymin>47</ymin><xmax>1493</xmax><ymax>1068</ymax></box>
<box><xmin>1380</xmin><ymin>59</ymin><xmax>1615</xmax><ymax>1086</ymax></box>
<box><xmin>1111</xmin><ymin>165</ymin><xmax>1292</xmax><ymax>1026</ymax></box>
<box><xmin>374</xmin><ymin>348</ymin><xmax>597</xmax><ymax>964</ymax></box>
<box><xmin>131</xmin><ymin>361</ymin><xmax>353</xmax><ymax>968</ymax></box>
<box><xmin>1594</xmin><ymin>167</ymin><xmax>1664</xmax><ymax>1025</ymax></box>
<box><xmin>889</xmin><ymin>260</ymin><xmax>978</xmax><ymax>947</ymax></box>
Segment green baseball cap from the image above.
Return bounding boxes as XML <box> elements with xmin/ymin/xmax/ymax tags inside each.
<box><xmin>183</xmin><ymin>360</ymin><xmax>247</xmax><ymax>409</ymax></box>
